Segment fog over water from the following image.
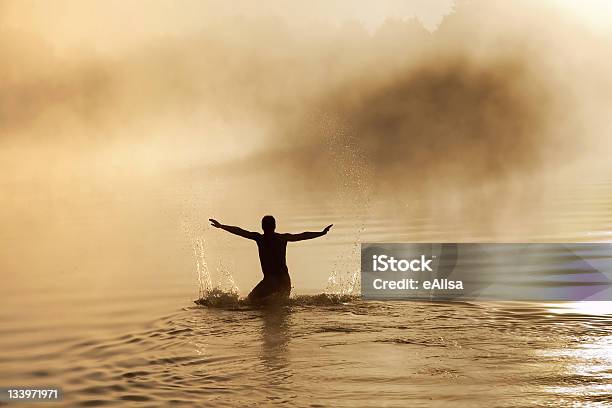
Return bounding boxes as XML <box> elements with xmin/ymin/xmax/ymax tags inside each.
<box><xmin>2</xmin><ymin>1</ymin><xmax>612</xmax><ymax>291</ymax></box>
<box><xmin>1</xmin><ymin>1</ymin><xmax>612</xmax><ymax>301</ymax></box>
<box><xmin>2</xmin><ymin>2</ymin><xmax>612</xmax><ymax>407</ymax></box>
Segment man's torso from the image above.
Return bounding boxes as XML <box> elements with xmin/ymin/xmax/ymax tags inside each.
<box><xmin>255</xmin><ymin>233</ymin><xmax>288</xmax><ymax>279</ymax></box>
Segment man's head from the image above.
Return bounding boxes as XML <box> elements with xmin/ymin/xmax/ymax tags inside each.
<box><xmin>261</xmin><ymin>215</ymin><xmax>276</xmax><ymax>233</ymax></box>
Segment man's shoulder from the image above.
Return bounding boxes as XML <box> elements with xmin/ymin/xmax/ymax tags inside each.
<box><xmin>260</xmin><ymin>232</ymin><xmax>290</xmax><ymax>242</ymax></box>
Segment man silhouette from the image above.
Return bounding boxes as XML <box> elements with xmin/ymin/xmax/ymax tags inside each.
<box><xmin>209</xmin><ymin>216</ymin><xmax>333</xmax><ymax>302</ymax></box>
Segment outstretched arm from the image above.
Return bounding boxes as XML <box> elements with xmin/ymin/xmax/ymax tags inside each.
<box><xmin>285</xmin><ymin>224</ymin><xmax>333</xmax><ymax>242</ymax></box>
<box><xmin>209</xmin><ymin>219</ymin><xmax>259</xmax><ymax>240</ymax></box>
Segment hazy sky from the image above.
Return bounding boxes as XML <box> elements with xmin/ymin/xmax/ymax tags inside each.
<box><xmin>2</xmin><ymin>0</ymin><xmax>612</xmax><ymax>293</ymax></box>
<box><xmin>2</xmin><ymin>0</ymin><xmax>612</xmax><ymax>180</ymax></box>
<box><xmin>3</xmin><ymin>0</ymin><xmax>612</xmax><ymax>56</ymax></box>
<box><xmin>0</xmin><ymin>0</ymin><xmax>453</xmax><ymax>54</ymax></box>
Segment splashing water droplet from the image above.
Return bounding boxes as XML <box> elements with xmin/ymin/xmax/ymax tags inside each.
<box><xmin>193</xmin><ymin>236</ymin><xmax>212</xmax><ymax>298</ymax></box>
<box><xmin>216</xmin><ymin>259</ymin><xmax>239</xmax><ymax>295</ymax></box>
<box><xmin>321</xmin><ymin>115</ymin><xmax>370</xmax><ymax>296</ymax></box>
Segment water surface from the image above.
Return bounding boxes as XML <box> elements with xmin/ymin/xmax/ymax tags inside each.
<box><xmin>2</xmin><ymin>177</ymin><xmax>612</xmax><ymax>407</ymax></box>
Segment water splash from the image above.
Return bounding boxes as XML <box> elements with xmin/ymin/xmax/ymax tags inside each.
<box><xmin>188</xmin><ymin>220</ymin><xmax>359</xmax><ymax>308</ymax></box>
<box><xmin>215</xmin><ymin>258</ymin><xmax>239</xmax><ymax>295</ymax></box>
<box><xmin>290</xmin><ymin>293</ymin><xmax>358</xmax><ymax>306</ymax></box>
<box><xmin>322</xmin><ymin>114</ymin><xmax>370</xmax><ymax>296</ymax></box>
<box><xmin>191</xmin><ymin>239</ymin><xmax>358</xmax><ymax>308</ymax></box>
<box><xmin>194</xmin><ymin>292</ymin><xmax>358</xmax><ymax>309</ymax></box>
<box><xmin>193</xmin><ymin>236</ymin><xmax>212</xmax><ymax>298</ymax></box>
<box><xmin>188</xmin><ymin>234</ymin><xmax>241</xmax><ymax>300</ymax></box>
<box><xmin>325</xmin><ymin>240</ymin><xmax>361</xmax><ymax>296</ymax></box>
<box><xmin>194</xmin><ymin>287</ymin><xmax>241</xmax><ymax>308</ymax></box>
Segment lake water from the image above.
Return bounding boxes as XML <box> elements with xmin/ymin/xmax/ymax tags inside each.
<box><xmin>2</xmin><ymin>175</ymin><xmax>612</xmax><ymax>407</ymax></box>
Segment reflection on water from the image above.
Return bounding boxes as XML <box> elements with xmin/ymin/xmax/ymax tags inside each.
<box><xmin>259</xmin><ymin>308</ymin><xmax>294</xmax><ymax>404</ymax></box>
<box><xmin>550</xmin><ymin>301</ymin><xmax>612</xmax><ymax>316</ymax></box>
<box><xmin>545</xmin><ymin>336</ymin><xmax>612</xmax><ymax>404</ymax></box>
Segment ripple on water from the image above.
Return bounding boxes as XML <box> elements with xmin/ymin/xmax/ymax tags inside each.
<box><xmin>4</xmin><ymin>297</ymin><xmax>612</xmax><ymax>407</ymax></box>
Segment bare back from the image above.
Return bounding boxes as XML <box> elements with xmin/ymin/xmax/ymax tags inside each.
<box><xmin>255</xmin><ymin>233</ymin><xmax>289</xmax><ymax>280</ymax></box>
